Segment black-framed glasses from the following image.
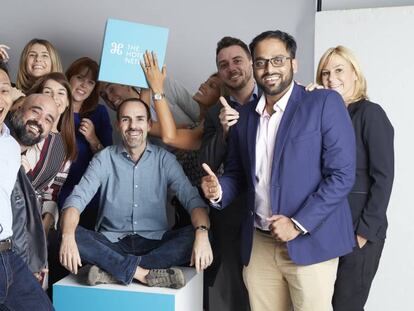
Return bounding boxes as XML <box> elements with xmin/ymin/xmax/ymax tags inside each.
<box><xmin>253</xmin><ymin>56</ymin><xmax>292</xmax><ymax>69</ymax></box>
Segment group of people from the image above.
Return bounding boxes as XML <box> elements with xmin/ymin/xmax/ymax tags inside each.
<box><xmin>0</xmin><ymin>28</ymin><xmax>394</xmax><ymax>311</ymax></box>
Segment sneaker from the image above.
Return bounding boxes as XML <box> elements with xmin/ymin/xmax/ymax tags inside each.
<box><xmin>145</xmin><ymin>268</ymin><xmax>185</xmax><ymax>289</ymax></box>
<box><xmin>87</xmin><ymin>265</ymin><xmax>119</xmax><ymax>286</ymax></box>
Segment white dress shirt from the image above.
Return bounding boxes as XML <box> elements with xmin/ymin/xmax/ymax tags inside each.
<box><xmin>254</xmin><ymin>83</ymin><xmax>293</xmax><ymax>230</ymax></box>
<box><xmin>0</xmin><ymin>123</ymin><xmax>21</xmax><ymax>240</ymax></box>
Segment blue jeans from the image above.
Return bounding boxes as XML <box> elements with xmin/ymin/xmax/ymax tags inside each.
<box><xmin>0</xmin><ymin>250</ymin><xmax>54</xmax><ymax>311</ymax></box>
<box><xmin>75</xmin><ymin>225</ymin><xmax>195</xmax><ymax>284</ymax></box>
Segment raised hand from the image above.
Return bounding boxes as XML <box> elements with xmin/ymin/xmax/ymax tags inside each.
<box><xmin>200</xmin><ymin>163</ymin><xmax>221</xmax><ymax>200</ymax></box>
<box><xmin>218</xmin><ymin>96</ymin><xmax>239</xmax><ymax>138</ymax></box>
<box><xmin>140</xmin><ymin>50</ymin><xmax>166</xmax><ymax>93</ymax></box>
<box><xmin>0</xmin><ymin>44</ymin><xmax>10</xmax><ymax>62</ymax></box>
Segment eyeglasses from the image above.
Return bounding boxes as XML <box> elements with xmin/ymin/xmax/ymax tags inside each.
<box><xmin>253</xmin><ymin>56</ymin><xmax>292</xmax><ymax>69</ymax></box>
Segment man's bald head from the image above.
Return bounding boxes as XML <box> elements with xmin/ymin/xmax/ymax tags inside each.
<box><xmin>23</xmin><ymin>94</ymin><xmax>58</xmax><ymax>117</ymax></box>
<box><xmin>11</xmin><ymin>94</ymin><xmax>59</xmax><ymax>147</ymax></box>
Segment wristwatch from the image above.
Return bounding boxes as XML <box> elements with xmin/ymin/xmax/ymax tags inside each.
<box><xmin>292</xmin><ymin>222</ymin><xmax>306</xmax><ymax>235</ymax></box>
<box><xmin>152</xmin><ymin>92</ymin><xmax>165</xmax><ymax>101</ymax></box>
<box><xmin>194</xmin><ymin>225</ymin><xmax>209</xmax><ymax>232</ymax></box>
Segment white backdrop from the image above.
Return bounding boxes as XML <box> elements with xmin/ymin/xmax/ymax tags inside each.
<box><xmin>322</xmin><ymin>0</ymin><xmax>414</xmax><ymax>10</ymax></box>
<box><xmin>315</xmin><ymin>6</ymin><xmax>414</xmax><ymax>310</ymax></box>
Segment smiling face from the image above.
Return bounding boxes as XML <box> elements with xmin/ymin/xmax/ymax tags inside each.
<box><xmin>69</xmin><ymin>67</ymin><xmax>96</xmax><ymax>104</ymax></box>
<box><xmin>102</xmin><ymin>83</ymin><xmax>137</xmax><ymax>111</ymax></box>
<box><xmin>253</xmin><ymin>38</ymin><xmax>297</xmax><ymax>102</ymax></box>
<box><xmin>320</xmin><ymin>54</ymin><xmax>357</xmax><ymax>103</ymax></box>
<box><xmin>217</xmin><ymin>45</ymin><xmax>253</xmax><ymax>92</ymax></box>
<box><xmin>11</xmin><ymin>94</ymin><xmax>58</xmax><ymax>146</ymax></box>
<box><xmin>26</xmin><ymin>43</ymin><xmax>52</xmax><ymax>78</ymax></box>
<box><xmin>0</xmin><ymin>69</ymin><xmax>12</xmax><ymax>127</ymax></box>
<box><xmin>117</xmin><ymin>100</ymin><xmax>151</xmax><ymax>153</ymax></box>
<box><xmin>42</xmin><ymin>79</ymin><xmax>69</xmax><ymax>115</ymax></box>
<box><xmin>193</xmin><ymin>75</ymin><xmax>222</xmax><ymax>108</ymax></box>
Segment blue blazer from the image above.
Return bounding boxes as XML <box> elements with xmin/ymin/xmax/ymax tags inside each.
<box><xmin>218</xmin><ymin>83</ymin><xmax>356</xmax><ymax>266</ymax></box>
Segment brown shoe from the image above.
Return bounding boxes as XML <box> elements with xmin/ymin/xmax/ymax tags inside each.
<box><xmin>87</xmin><ymin>265</ymin><xmax>119</xmax><ymax>286</ymax></box>
<box><xmin>145</xmin><ymin>268</ymin><xmax>185</xmax><ymax>289</ymax></box>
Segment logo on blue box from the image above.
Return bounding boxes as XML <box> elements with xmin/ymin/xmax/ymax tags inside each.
<box><xmin>99</xmin><ymin>18</ymin><xmax>169</xmax><ymax>88</ymax></box>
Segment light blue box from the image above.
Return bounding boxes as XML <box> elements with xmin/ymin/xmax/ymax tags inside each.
<box><xmin>99</xmin><ymin>18</ymin><xmax>169</xmax><ymax>88</ymax></box>
<box><xmin>53</xmin><ymin>267</ymin><xmax>202</xmax><ymax>311</ymax></box>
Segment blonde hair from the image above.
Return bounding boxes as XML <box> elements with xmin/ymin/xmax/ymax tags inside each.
<box><xmin>16</xmin><ymin>38</ymin><xmax>63</xmax><ymax>93</ymax></box>
<box><xmin>316</xmin><ymin>45</ymin><xmax>367</xmax><ymax>103</ymax></box>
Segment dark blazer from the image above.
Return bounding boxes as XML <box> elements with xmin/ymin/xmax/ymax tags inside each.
<box><xmin>347</xmin><ymin>99</ymin><xmax>394</xmax><ymax>242</ymax></box>
<box><xmin>199</xmin><ymin>102</ymin><xmax>229</xmax><ymax>172</ymax></box>
<box><xmin>199</xmin><ymin>90</ymin><xmax>261</xmax><ymax>171</ymax></box>
<box><xmin>198</xmin><ymin>97</ymin><xmax>252</xmax><ymax>236</ymax></box>
<box><xmin>218</xmin><ymin>83</ymin><xmax>357</xmax><ymax>266</ymax></box>
<box><xmin>198</xmin><ymin>97</ymin><xmax>253</xmax><ymax>310</ymax></box>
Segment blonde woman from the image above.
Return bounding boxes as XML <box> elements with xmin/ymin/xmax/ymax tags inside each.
<box><xmin>16</xmin><ymin>38</ymin><xmax>63</xmax><ymax>93</ymax></box>
<box><xmin>313</xmin><ymin>46</ymin><xmax>394</xmax><ymax>311</ymax></box>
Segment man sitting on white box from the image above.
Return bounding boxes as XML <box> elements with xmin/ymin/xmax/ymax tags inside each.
<box><xmin>59</xmin><ymin>98</ymin><xmax>212</xmax><ymax>289</ymax></box>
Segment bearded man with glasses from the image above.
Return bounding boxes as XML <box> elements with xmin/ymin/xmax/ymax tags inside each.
<box><xmin>201</xmin><ymin>30</ymin><xmax>356</xmax><ymax>311</ymax></box>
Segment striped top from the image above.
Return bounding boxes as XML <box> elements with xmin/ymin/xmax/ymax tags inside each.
<box><xmin>24</xmin><ymin>132</ymin><xmax>70</xmax><ymax>225</ymax></box>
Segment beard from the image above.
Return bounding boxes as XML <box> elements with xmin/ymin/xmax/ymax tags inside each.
<box><xmin>11</xmin><ymin>113</ymin><xmax>44</xmax><ymax>146</ymax></box>
<box><xmin>223</xmin><ymin>68</ymin><xmax>253</xmax><ymax>92</ymax></box>
<box><xmin>256</xmin><ymin>67</ymin><xmax>294</xmax><ymax>98</ymax></box>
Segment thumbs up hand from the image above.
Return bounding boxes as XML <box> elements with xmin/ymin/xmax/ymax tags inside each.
<box><xmin>218</xmin><ymin>96</ymin><xmax>239</xmax><ymax>138</ymax></box>
<box><xmin>201</xmin><ymin>163</ymin><xmax>221</xmax><ymax>201</ymax></box>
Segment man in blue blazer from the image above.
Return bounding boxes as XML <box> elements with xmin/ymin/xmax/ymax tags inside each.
<box><xmin>201</xmin><ymin>30</ymin><xmax>356</xmax><ymax>311</ymax></box>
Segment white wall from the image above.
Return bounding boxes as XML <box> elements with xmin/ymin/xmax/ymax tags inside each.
<box><xmin>322</xmin><ymin>0</ymin><xmax>414</xmax><ymax>10</ymax></box>
<box><xmin>0</xmin><ymin>0</ymin><xmax>316</xmax><ymax>93</ymax></box>
<box><xmin>315</xmin><ymin>6</ymin><xmax>414</xmax><ymax>310</ymax></box>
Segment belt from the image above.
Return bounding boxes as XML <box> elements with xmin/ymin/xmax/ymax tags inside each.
<box><xmin>0</xmin><ymin>238</ymin><xmax>12</xmax><ymax>252</ymax></box>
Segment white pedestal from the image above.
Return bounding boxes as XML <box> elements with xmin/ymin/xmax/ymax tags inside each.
<box><xmin>53</xmin><ymin>267</ymin><xmax>203</xmax><ymax>311</ymax></box>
